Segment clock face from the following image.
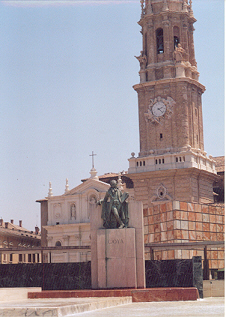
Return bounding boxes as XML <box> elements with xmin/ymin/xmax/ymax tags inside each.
<box><xmin>152</xmin><ymin>101</ymin><xmax>166</xmax><ymax>117</ymax></box>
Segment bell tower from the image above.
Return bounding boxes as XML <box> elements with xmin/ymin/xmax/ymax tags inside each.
<box><xmin>128</xmin><ymin>0</ymin><xmax>217</xmax><ymax>205</ymax></box>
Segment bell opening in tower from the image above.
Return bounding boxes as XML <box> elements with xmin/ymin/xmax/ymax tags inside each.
<box><xmin>174</xmin><ymin>36</ymin><xmax>180</xmax><ymax>49</ymax></box>
<box><xmin>156</xmin><ymin>28</ymin><xmax>164</xmax><ymax>54</ymax></box>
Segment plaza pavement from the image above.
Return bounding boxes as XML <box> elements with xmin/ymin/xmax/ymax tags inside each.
<box><xmin>0</xmin><ymin>296</ymin><xmax>224</xmax><ymax>317</ymax></box>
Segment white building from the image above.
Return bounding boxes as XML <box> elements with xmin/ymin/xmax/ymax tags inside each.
<box><xmin>39</xmin><ymin>169</ymin><xmax>110</xmax><ymax>263</ymax></box>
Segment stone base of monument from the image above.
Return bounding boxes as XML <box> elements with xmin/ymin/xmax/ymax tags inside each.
<box><xmin>97</xmin><ymin>228</ymin><xmax>137</xmax><ymax>289</ymax></box>
<box><xmin>91</xmin><ymin>201</ymin><xmax>146</xmax><ymax>290</ymax></box>
<box><xmin>28</xmin><ymin>288</ymin><xmax>200</xmax><ymax>301</ymax></box>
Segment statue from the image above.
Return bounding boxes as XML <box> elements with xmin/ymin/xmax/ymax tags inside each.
<box><xmin>97</xmin><ymin>180</ymin><xmax>129</xmax><ymax>229</ymax></box>
<box><xmin>135</xmin><ymin>51</ymin><xmax>147</xmax><ymax>70</ymax></box>
<box><xmin>70</xmin><ymin>203</ymin><xmax>76</xmax><ymax>219</ymax></box>
<box><xmin>173</xmin><ymin>43</ymin><xmax>186</xmax><ymax>62</ymax></box>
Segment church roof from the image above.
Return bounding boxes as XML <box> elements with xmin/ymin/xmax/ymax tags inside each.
<box><xmin>63</xmin><ymin>177</ymin><xmax>110</xmax><ymax>196</ymax></box>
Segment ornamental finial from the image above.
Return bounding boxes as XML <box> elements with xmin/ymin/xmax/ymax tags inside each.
<box><xmin>140</xmin><ymin>0</ymin><xmax>144</xmax><ymax>18</ymax></box>
<box><xmin>182</xmin><ymin>0</ymin><xmax>188</xmax><ymax>12</ymax></box>
<box><xmin>48</xmin><ymin>181</ymin><xmax>53</xmax><ymax>197</ymax></box>
<box><xmin>163</xmin><ymin>0</ymin><xmax>169</xmax><ymax>11</ymax></box>
<box><xmin>65</xmin><ymin>178</ymin><xmax>69</xmax><ymax>194</ymax></box>
<box><xmin>189</xmin><ymin>0</ymin><xmax>194</xmax><ymax>17</ymax></box>
<box><xmin>117</xmin><ymin>172</ymin><xmax>124</xmax><ymax>191</ymax></box>
<box><xmin>147</xmin><ymin>0</ymin><xmax>153</xmax><ymax>14</ymax></box>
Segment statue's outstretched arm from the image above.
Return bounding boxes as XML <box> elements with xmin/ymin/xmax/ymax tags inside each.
<box><xmin>96</xmin><ymin>199</ymin><xmax>103</xmax><ymax>206</ymax></box>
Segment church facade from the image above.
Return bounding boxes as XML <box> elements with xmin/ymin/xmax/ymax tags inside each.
<box><xmin>37</xmin><ymin>172</ymin><xmax>110</xmax><ymax>263</ymax></box>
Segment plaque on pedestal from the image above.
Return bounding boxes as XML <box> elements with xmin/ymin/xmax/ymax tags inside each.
<box><xmin>97</xmin><ymin>228</ymin><xmax>137</xmax><ymax>288</ymax></box>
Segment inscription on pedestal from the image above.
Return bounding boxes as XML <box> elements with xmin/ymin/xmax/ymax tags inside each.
<box><xmin>108</xmin><ymin>238</ymin><xmax>124</xmax><ymax>244</ymax></box>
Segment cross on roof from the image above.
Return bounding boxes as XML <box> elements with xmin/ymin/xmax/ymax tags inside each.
<box><xmin>89</xmin><ymin>151</ymin><xmax>97</xmax><ymax>169</ymax></box>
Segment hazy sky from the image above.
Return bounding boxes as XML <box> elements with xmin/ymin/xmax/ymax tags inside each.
<box><xmin>0</xmin><ymin>0</ymin><xmax>224</xmax><ymax>230</ymax></box>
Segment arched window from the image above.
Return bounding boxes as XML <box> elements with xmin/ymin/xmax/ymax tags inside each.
<box><xmin>55</xmin><ymin>241</ymin><xmax>61</xmax><ymax>247</ymax></box>
<box><xmin>156</xmin><ymin>28</ymin><xmax>164</xmax><ymax>54</ymax></box>
<box><xmin>144</xmin><ymin>33</ymin><xmax>147</xmax><ymax>56</ymax></box>
<box><xmin>173</xmin><ymin>26</ymin><xmax>180</xmax><ymax>49</ymax></box>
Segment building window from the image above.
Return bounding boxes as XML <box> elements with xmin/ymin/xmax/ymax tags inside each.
<box><xmin>55</xmin><ymin>241</ymin><xmax>61</xmax><ymax>247</ymax></box>
<box><xmin>160</xmin><ymin>133</ymin><xmax>163</xmax><ymax>140</ymax></box>
<box><xmin>28</xmin><ymin>254</ymin><xmax>31</xmax><ymax>263</ymax></box>
<box><xmin>156</xmin><ymin>158</ymin><xmax>165</xmax><ymax>165</ymax></box>
<box><xmin>156</xmin><ymin>28</ymin><xmax>164</xmax><ymax>54</ymax></box>
<box><xmin>19</xmin><ymin>254</ymin><xmax>23</xmax><ymax>262</ymax></box>
<box><xmin>176</xmin><ymin>156</ymin><xmax>185</xmax><ymax>163</ymax></box>
<box><xmin>137</xmin><ymin>161</ymin><xmax>146</xmax><ymax>167</ymax></box>
<box><xmin>33</xmin><ymin>254</ymin><xmax>36</xmax><ymax>263</ymax></box>
<box><xmin>10</xmin><ymin>254</ymin><xmax>13</xmax><ymax>262</ymax></box>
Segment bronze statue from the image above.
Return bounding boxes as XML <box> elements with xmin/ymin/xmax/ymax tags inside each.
<box><xmin>97</xmin><ymin>180</ymin><xmax>129</xmax><ymax>229</ymax></box>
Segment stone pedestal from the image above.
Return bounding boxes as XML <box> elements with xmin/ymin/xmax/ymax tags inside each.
<box><xmin>97</xmin><ymin>228</ymin><xmax>137</xmax><ymax>289</ymax></box>
<box><xmin>91</xmin><ymin>200</ymin><xmax>145</xmax><ymax>289</ymax></box>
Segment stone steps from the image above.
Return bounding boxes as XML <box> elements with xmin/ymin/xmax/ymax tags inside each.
<box><xmin>0</xmin><ymin>297</ymin><xmax>132</xmax><ymax>317</ymax></box>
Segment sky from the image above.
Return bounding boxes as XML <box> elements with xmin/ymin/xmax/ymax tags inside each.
<box><xmin>0</xmin><ymin>0</ymin><xmax>224</xmax><ymax>230</ymax></box>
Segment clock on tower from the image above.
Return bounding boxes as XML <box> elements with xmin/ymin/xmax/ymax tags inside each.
<box><xmin>128</xmin><ymin>0</ymin><xmax>217</xmax><ymax>205</ymax></box>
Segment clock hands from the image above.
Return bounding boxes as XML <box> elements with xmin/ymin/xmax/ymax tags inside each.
<box><xmin>157</xmin><ymin>106</ymin><xmax>165</xmax><ymax>113</ymax></box>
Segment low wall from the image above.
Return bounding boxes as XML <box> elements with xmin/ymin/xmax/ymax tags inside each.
<box><xmin>0</xmin><ymin>262</ymin><xmax>91</xmax><ymax>290</ymax></box>
<box><xmin>203</xmin><ymin>280</ymin><xmax>225</xmax><ymax>297</ymax></box>
<box><xmin>145</xmin><ymin>257</ymin><xmax>203</xmax><ymax>297</ymax></box>
<box><xmin>0</xmin><ymin>288</ymin><xmax>41</xmax><ymax>301</ymax></box>
<box><xmin>0</xmin><ymin>258</ymin><xmax>203</xmax><ymax>297</ymax></box>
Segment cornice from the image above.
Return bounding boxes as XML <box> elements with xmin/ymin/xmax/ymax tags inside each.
<box><xmin>133</xmin><ymin>77</ymin><xmax>206</xmax><ymax>93</ymax></box>
<box><xmin>138</xmin><ymin>11</ymin><xmax>196</xmax><ymax>27</ymax></box>
<box><xmin>128</xmin><ymin>167</ymin><xmax>218</xmax><ymax>181</ymax></box>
